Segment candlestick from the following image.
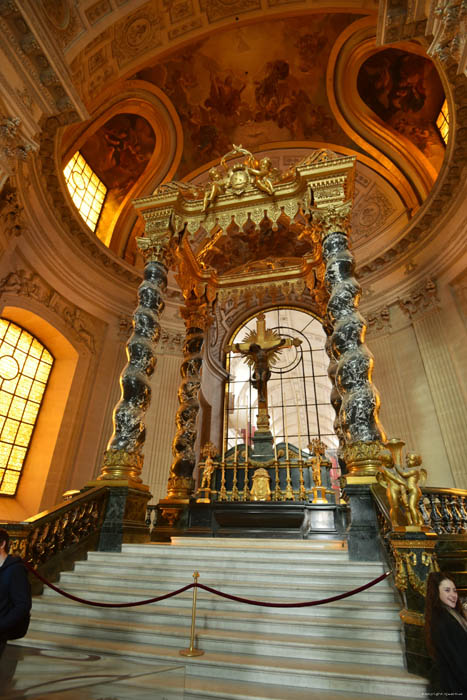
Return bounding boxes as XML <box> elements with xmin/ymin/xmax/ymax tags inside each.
<box><xmin>284</xmin><ymin>409</ymin><xmax>289</xmax><ymax>462</ymax></box>
<box><xmin>296</xmin><ymin>397</ymin><xmax>302</xmax><ymax>462</ymax></box>
<box><xmin>270</xmin><ymin>405</ymin><xmax>278</xmax><ymax>462</ymax></box>
<box><xmin>234</xmin><ymin>401</ymin><xmax>239</xmax><ymax>465</ymax></box>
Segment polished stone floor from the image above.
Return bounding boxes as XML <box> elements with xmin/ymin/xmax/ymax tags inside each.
<box><xmin>0</xmin><ymin>643</ymin><xmax>185</xmax><ymax>699</ymax></box>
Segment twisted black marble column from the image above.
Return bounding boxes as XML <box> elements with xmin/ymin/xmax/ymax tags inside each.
<box><xmin>324</xmin><ymin>319</ymin><xmax>344</xmax><ymax>450</ymax></box>
<box><xmin>166</xmin><ymin>306</ymin><xmax>207</xmax><ymax>501</ymax></box>
<box><xmin>320</xmin><ymin>208</ymin><xmax>385</xmax><ymax>474</ymax></box>
<box><xmin>100</xmin><ymin>259</ymin><xmax>167</xmax><ymax>483</ymax></box>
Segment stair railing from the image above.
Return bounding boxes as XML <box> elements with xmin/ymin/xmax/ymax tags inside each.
<box><xmin>0</xmin><ymin>486</ymin><xmax>109</xmax><ymax>589</ymax></box>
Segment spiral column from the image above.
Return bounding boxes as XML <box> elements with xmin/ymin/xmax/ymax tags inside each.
<box><xmin>163</xmin><ymin>299</ymin><xmax>211</xmax><ymax>502</ymax></box>
<box><xmin>315</xmin><ymin>201</ymin><xmax>386</xmax><ymax>476</ymax></box>
<box><xmin>97</xmin><ymin>232</ymin><xmax>174</xmax><ymax>485</ymax></box>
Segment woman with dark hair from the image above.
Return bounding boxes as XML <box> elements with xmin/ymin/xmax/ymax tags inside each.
<box><xmin>425</xmin><ymin>571</ymin><xmax>467</xmax><ymax>696</ymax></box>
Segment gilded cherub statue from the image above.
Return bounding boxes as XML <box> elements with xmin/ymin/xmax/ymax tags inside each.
<box><xmin>376</xmin><ymin>446</ymin><xmax>427</xmax><ymax>529</ymax></box>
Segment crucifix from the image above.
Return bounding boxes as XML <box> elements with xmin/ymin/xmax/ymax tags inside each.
<box><xmin>225</xmin><ymin>313</ymin><xmax>302</xmax><ymax>433</ymax></box>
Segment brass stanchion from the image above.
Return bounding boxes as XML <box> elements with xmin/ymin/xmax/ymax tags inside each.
<box><xmin>179</xmin><ymin>571</ymin><xmax>204</xmax><ymax>657</ymax></box>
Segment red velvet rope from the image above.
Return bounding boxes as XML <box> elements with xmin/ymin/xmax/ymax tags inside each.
<box><xmin>25</xmin><ymin>561</ymin><xmax>391</xmax><ymax>609</ymax></box>
<box><xmin>197</xmin><ymin>570</ymin><xmax>391</xmax><ymax>607</ymax></box>
<box><xmin>24</xmin><ymin>562</ymin><xmax>194</xmax><ymax>608</ymax></box>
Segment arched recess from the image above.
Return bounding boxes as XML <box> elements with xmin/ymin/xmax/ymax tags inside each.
<box><xmin>0</xmin><ymin>307</ymin><xmax>79</xmax><ymax>521</ymax></box>
<box><xmin>328</xmin><ymin>17</ymin><xmax>445</xmax><ymax>207</ymax></box>
<box><xmin>60</xmin><ymin>81</ymin><xmax>183</xmax><ymax>261</ymax></box>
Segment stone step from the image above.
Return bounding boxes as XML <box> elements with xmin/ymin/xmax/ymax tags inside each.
<box><xmin>83</xmin><ymin>554</ymin><xmax>384</xmax><ymax>577</ymax></box>
<box><xmin>32</xmin><ymin>597</ymin><xmax>402</xmax><ymax>641</ymax></box>
<box><xmin>28</xmin><ymin>612</ymin><xmax>405</xmax><ymax>666</ymax></box>
<box><xmin>55</xmin><ymin>571</ymin><xmax>396</xmax><ymax>603</ymax></box>
<box><xmin>169</xmin><ymin>537</ymin><xmax>349</xmax><ymax>551</ymax></box>
<box><xmin>16</xmin><ymin>630</ymin><xmax>426</xmax><ymax>698</ymax></box>
<box><xmin>40</xmin><ymin>582</ymin><xmax>401</xmax><ymax>619</ymax></box>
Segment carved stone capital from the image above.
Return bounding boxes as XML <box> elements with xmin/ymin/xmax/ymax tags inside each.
<box><xmin>366</xmin><ymin>306</ymin><xmax>392</xmax><ymax>335</ymax></box>
<box><xmin>312</xmin><ymin>200</ymin><xmax>352</xmax><ymax>238</ymax></box>
<box><xmin>136</xmin><ymin>230</ymin><xmax>174</xmax><ymax>267</ymax></box>
<box><xmin>398</xmin><ymin>278</ymin><xmax>439</xmax><ymax>320</ymax></box>
<box><xmin>180</xmin><ymin>300</ymin><xmax>213</xmax><ymax>331</ymax></box>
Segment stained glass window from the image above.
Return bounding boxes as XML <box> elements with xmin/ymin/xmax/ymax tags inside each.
<box><xmin>436</xmin><ymin>99</ymin><xmax>449</xmax><ymax>145</ymax></box>
<box><xmin>0</xmin><ymin>319</ymin><xmax>54</xmax><ymax>496</ymax></box>
<box><xmin>63</xmin><ymin>151</ymin><xmax>107</xmax><ymax>232</ymax></box>
<box><xmin>224</xmin><ymin>308</ymin><xmax>338</xmax><ymax>456</ymax></box>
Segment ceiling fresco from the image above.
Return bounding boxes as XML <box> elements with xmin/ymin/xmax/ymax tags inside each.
<box><xmin>357</xmin><ymin>49</ymin><xmax>445</xmax><ymax>169</ymax></box>
<box><xmin>134</xmin><ymin>14</ymin><xmax>357</xmax><ymax>177</ymax></box>
<box><xmin>81</xmin><ymin>113</ymin><xmax>156</xmax><ymax>195</ymax></box>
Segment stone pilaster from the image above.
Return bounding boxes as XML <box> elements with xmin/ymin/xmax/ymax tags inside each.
<box><xmin>399</xmin><ymin>279</ymin><xmax>467</xmax><ymax>487</ymax></box>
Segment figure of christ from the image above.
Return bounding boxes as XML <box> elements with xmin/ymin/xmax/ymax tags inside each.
<box><xmin>224</xmin><ymin>314</ymin><xmax>302</xmax><ymax>420</ymax></box>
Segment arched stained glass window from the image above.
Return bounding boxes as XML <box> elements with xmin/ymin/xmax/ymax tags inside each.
<box><xmin>0</xmin><ymin>319</ymin><xmax>54</xmax><ymax>496</ymax></box>
<box><xmin>224</xmin><ymin>308</ymin><xmax>338</xmax><ymax>456</ymax></box>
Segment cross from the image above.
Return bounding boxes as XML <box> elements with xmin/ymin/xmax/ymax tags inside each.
<box><xmin>225</xmin><ymin>314</ymin><xmax>301</xmax><ymax>431</ymax></box>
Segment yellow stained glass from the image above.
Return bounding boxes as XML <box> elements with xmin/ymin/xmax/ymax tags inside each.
<box><xmin>23</xmin><ymin>402</ymin><xmax>39</xmax><ymax>424</ymax></box>
<box><xmin>0</xmin><ymin>319</ymin><xmax>9</xmax><ymax>339</ymax></box>
<box><xmin>42</xmin><ymin>350</ymin><xmax>53</xmax><ymax>364</ymax></box>
<box><xmin>437</xmin><ymin>99</ymin><xmax>449</xmax><ymax>145</ymax></box>
<box><xmin>0</xmin><ymin>391</ymin><xmax>13</xmax><ymax>414</ymax></box>
<box><xmin>30</xmin><ymin>381</ymin><xmax>45</xmax><ymax>402</ymax></box>
<box><xmin>2</xmin><ymin>418</ymin><xmax>19</xmax><ymax>442</ymax></box>
<box><xmin>5</xmin><ymin>325</ymin><xmax>20</xmax><ymax>345</ymax></box>
<box><xmin>0</xmin><ymin>319</ymin><xmax>54</xmax><ymax>496</ymax></box>
<box><xmin>35</xmin><ymin>363</ymin><xmax>52</xmax><ymax>383</ymax></box>
<box><xmin>18</xmin><ymin>332</ymin><xmax>32</xmax><ymax>353</ymax></box>
<box><xmin>2</xmin><ymin>376</ymin><xmax>19</xmax><ymax>394</ymax></box>
<box><xmin>16</xmin><ymin>375</ymin><xmax>32</xmax><ymax>398</ymax></box>
<box><xmin>29</xmin><ymin>338</ymin><xmax>43</xmax><ymax>358</ymax></box>
<box><xmin>13</xmin><ymin>348</ymin><xmax>27</xmax><ymax>371</ymax></box>
<box><xmin>8</xmin><ymin>396</ymin><xmax>26</xmax><ymax>421</ymax></box>
<box><xmin>64</xmin><ymin>151</ymin><xmax>107</xmax><ymax>234</ymax></box>
<box><xmin>16</xmin><ymin>424</ymin><xmax>32</xmax><ymax>447</ymax></box>
<box><xmin>23</xmin><ymin>356</ymin><xmax>39</xmax><ymax>378</ymax></box>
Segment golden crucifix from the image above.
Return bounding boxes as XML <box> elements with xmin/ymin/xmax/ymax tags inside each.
<box><xmin>224</xmin><ymin>314</ymin><xmax>301</xmax><ymax>432</ymax></box>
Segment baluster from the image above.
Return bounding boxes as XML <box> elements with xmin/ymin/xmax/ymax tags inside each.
<box><xmin>242</xmin><ymin>463</ymin><xmax>250</xmax><ymax>501</ymax></box>
<box><xmin>284</xmin><ymin>460</ymin><xmax>294</xmax><ymax>500</ymax></box>
<box><xmin>449</xmin><ymin>495</ymin><xmax>462</xmax><ymax>534</ymax></box>
<box><xmin>298</xmin><ymin>461</ymin><xmax>307</xmax><ymax>501</ymax></box>
<box><xmin>439</xmin><ymin>494</ymin><xmax>452</xmax><ymax>534</ymax></box>
<box><xmin>458</xmin><ymin>496</ymin><xmax>467</xmax><ymax>534</ymax></box>
<box><xmin>231</xmin><ymin>462</ymin><xmax>239</xmax><ymax>501</ymax></box>
<box><xmin>274</xmin><ymin>460</ymin><xmax>281</xmax><ymax>501</ymax></box>
<box><xmin>418</xmin><ymin>495</ymin><xmax>431</xmax><ymax>529</ymax></box>
<box><xmin>428</xmin><ymin>493</ymin><xmax>443</xmax><ymax>534</ymax></box>
<box><xmin>219</xmin><ymin>462</ymin><xmax>227</xmax><ymax>501</ymax></box>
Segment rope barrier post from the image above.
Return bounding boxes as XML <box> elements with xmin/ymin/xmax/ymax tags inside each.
<box><xmin>179</xmin><ymin>571</ymin><xmax>204</xmax><ymax>657</ymax></box>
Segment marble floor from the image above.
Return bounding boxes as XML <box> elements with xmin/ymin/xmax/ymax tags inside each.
<box><xmin>0</xmin><ymin>643</ymin><xmax>185</xmax><ymax>699</ymax></box>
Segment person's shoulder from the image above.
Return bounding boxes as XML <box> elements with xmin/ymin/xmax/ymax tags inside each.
<box><xmin>1</xmin><ymin>555</ymin><xmax>25</xmax><ymax>570</ymax></box>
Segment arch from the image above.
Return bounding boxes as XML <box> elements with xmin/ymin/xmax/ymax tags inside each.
<box><xmin>223</xmin><ymin>307</ymin><xmax>338</xmax><ymax>457</ymax></box>
<box><xmin>0</xmin><ymin>307</ymin><xmax>79</xmax><ymax>521</ymax></box>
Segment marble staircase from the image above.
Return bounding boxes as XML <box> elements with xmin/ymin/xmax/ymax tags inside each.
<box><xmin>17</xmin><ymin>538</ymin><xmax>427</xmax><ymax>700</ymax></box>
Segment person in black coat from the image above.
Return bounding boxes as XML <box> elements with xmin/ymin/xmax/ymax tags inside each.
<box><xmin>425</xmin><ymin>570</ymin><xmax>467</xmax><ymax>697</ymax></box>
<box><xmin>0</xmin><ymin>528</ymin><xmax>31</xmax><ymax>656</ymax></box>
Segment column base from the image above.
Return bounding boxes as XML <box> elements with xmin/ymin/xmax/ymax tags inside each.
<box><xmin>344</xmin><ymin>482</ymin><xmax>382</xmax><ymax>561</ymax></box>
<box><xmin>92</xmin><ymin>484</ymin><xmax>152</xmax><ymax>552</ymax></box>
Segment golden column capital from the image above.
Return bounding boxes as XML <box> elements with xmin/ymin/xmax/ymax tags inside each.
<box><xmin>312</xmin><ymin>200</ymin><xmax>352</xmax><ymax>238</ymax></box>
<box><xmin>180</xmin><ymin>299</ymin><xmax>214</xmax><ymax>331</ymax></box>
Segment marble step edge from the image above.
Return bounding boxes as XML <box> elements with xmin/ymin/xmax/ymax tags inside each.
<box><xmin>183</xmin><ymin>675</ymin><xmax>422</xmax><ymax>700</ymax></box>
<box><xmin>77</xmin><ymin>559</ymin><xmax>386</xmax><ymax>578</ymax></box>
<box><xmin>115</xmin><ymin>548</ymin><xmax>354</xmax><ymax>563</ymax></box>
<box><xmin>170</xmin><ymin>538</ymin><xmax>349</xmax><ymax>550</ymax></box>
<box><xmin>17</xmin><ymin>632</ymin><xmax>426</xmax><ymax>697</ymax></box>
<box><xmin>28</xmin><ymin>612</ymin><xmax>404</xmax><ymax>656</ymax></box>
<box><xmin>56</xmin><ymin>572</ymin><xmax>396</xmax><ymax>597</ymax></box>
<box><xmin>40</xmin><ymin>584</ymin><xmax>400</xmax><ymax>614</ymax></box>
<box><xmin>31</xmin><ymin>599</ymin><xmax>402</xmax><ymax>637</ymax></box>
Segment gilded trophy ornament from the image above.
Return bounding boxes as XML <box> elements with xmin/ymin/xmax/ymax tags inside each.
<box><xmin>250</xmin><ymin>468</ymin><xmax>272</xmax><ymax>501</ymax></box>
